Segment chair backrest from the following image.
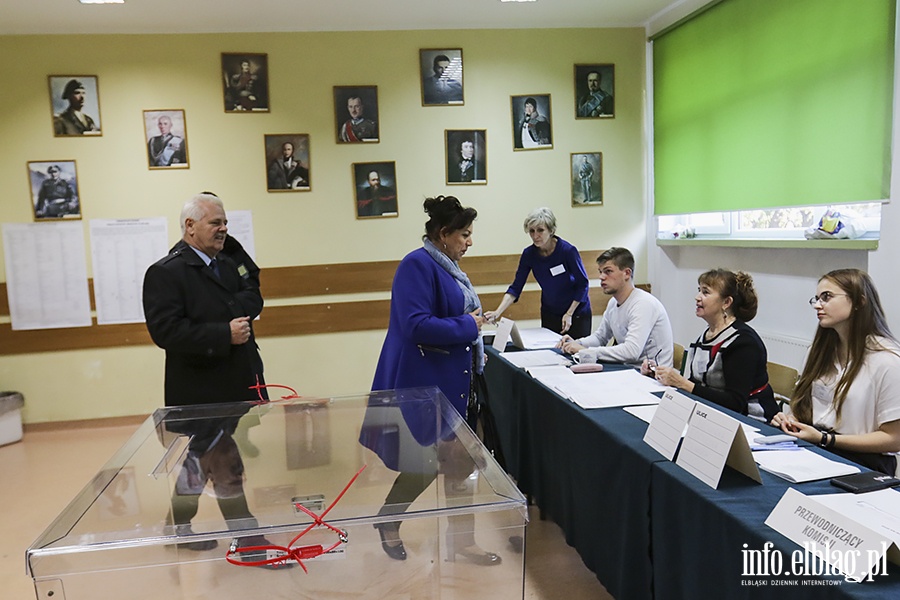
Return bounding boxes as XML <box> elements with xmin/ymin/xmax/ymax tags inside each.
<box><xmin>673</xmin><ymin>343</ymin><xmax>686</xmax><ymax>374</ymax></box>
<box><xmin>767</xmin><ymin>361</ymin><xmax>799</xmax><ymax>407</ymax></box>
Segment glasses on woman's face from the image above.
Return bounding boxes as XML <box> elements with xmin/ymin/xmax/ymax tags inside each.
<box><xmin>808</xmin><ymin>291</ymin><xmax>849</xmax><ymax>307</ymax></box>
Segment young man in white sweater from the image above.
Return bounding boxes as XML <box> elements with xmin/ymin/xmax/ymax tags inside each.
<box><xmin>558</xmin><ymin>247</ymin><xmax>673</xmax><ymax>368</ymax></box>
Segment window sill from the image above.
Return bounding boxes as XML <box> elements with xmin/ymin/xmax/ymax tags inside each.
<box><xmin>655</xmin><ymin>237</ymin><xmax>878</xmax><ymax>250</ymax></box>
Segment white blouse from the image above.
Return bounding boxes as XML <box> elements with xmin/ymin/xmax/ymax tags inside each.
<box><xmin>810</xmin><ymin>338</ymin><xmax>900</xmax><ymax>436</ymax></box>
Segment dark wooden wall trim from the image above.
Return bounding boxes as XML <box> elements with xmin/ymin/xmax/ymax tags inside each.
<box><xmin>0</xmin><ymin>250</ymin><xmax>636</xmax><ymax>356</ymax></box>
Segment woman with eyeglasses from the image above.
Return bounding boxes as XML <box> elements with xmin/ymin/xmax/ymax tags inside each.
<box><xmin>647</xmin><ymin>268</ymin><xmax>779</xmax><ymax>422</ymax></box>
<box><xmin>771</xmin><ymin>269</ymin><xmax>900</xmax><ymax>475</ymax></box>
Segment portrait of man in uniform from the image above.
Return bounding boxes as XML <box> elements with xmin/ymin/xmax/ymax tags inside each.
<box><xmin>574</xmin><ymin>64</ymin><xmax>615</xmax><ymax>118</ymax></box>
<box><xmin>570</xmin><ymin>152</ymin><xmax>603</xmax><ymax>206</ymax></box>
<box><xmin>511</xmin><ymin>94</ymin><xmax>553</xmax><ymax>150</ymax></box>
<box><xmin>28</xmin><ymin>160</ymin><xmax>82</xmax><ymax>221</ymax></box>
<box><xmin>333</xmin><ymin>86</ymin><xmax>379</xmax><ymax>143</ymax></box>
<box><xmin>144</xmin><ymin>110</ymin><xmax>189</xmax><ymax>169</ymax></box>
<box><xmin>221</xmin><ymin>53</ymin><xmax>269</xmax><ymax>112</ymax></box>
<box><xmin>48</xmin><ymin>75</ymin><xmax>102</xmax><ymax>137</ymax></box>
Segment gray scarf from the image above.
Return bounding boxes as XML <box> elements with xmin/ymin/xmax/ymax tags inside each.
<box><xmin>423</xmin><ymin>238</ymin><xmax>484</xmax><ymax>374</ymax></box>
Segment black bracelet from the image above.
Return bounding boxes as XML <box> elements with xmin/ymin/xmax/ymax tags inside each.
<box><xmin>826</xmin><ymin>431</ymin><xmax>838</xmax><ymax>450</ymax></box>
<box><xmin>819</xmin><ymin>430</ymin><xmax>829</xmax><ymax>448</ymax></box>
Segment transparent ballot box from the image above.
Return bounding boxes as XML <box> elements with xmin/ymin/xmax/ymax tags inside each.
<box><xmin>27</xmin><ymin>387</ymin><xmax>527</xmax><ymax>599</ymax></box>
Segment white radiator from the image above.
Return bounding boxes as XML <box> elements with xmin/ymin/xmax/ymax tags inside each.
<box><xmin>757</xmin><ymin>330</ymin><xmax>811</xmax><ymax>371</ymax></box>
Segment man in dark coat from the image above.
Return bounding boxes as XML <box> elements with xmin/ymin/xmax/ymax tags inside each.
<box><xmin>143</xmin><ymin>193</ymin><xmax>264</xmax><ymax>406</ymax></box>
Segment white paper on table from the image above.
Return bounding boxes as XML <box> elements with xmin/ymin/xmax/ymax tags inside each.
<box><xmin>597</xmin><ymin>369</ymin><xmax>666</xmax><ymax>394</ymax></box>
<box><xmin>624</xmin><ymin>404</ymin><xmax>658</xmax><ymax>424</ymax></box>
<box><xmin>517</xmin><ymin>327</ymin><xmax>562</xmax><ymax>349</ymax></box>
<box><xmin>2</xmin><ymin>221</ymin><xmax>92</xmax><ymax>330</ymax></box>
<box><xmin>531</xmin><ymin>368</ymin><xmax>582</xmax><ymax>398</ymax></box>
<box><xmin>89</xmin><ymin>218</ymin><xmax>169</xmax><ymax>325</ymax></box>
<box><xmin>739</xmin><ymin>423</ymin><xmax>762</xmax><ymax>445</ymax></box>
<box><xmin>753</xmin><ymin>448</ymin><xmax>860</xmax><ymax>483</ymax></box>
<box><xmin>813</xmin><ymin>489</ymin><xmax>900</xmax><ymax>545</ymax></box>
<box><xmin>499</xmin><ymin>350</ymin><xmax>571</xmax><ymax>369</ymax></box>
<box><xmin>643</xmin><ymin>389</ymin><xmax>696</xmax><ymax>460</ymax></box>
<box><xmin>556</xmin><ymin>370</ymin><xmax>662</xmax><ymax>409</ymax></box>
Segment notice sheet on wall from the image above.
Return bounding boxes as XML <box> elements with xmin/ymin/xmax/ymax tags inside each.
<box><xmin>89</xmin><ymin>218</ymin><xmax>169</xmax><ymax>325</ymax></box>
<box><xmin>2</xmin><ymin>221</ymin><xmax>92</xmax><ymax>330</ymax></box>
<box><xmin>225</xmin><ymin>210</ymin><xmax>256</xmax><ymax>260</ymax></box>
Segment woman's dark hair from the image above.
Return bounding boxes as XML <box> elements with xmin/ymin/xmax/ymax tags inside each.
<box><xmin>423</xmin><ymin>195</ymin><xmax>477</xmax><ymax>240</ymax></box>
<box><xmin>791</xmin><ymin>268</ymin><xmax>896</xmax><ymax>425</ymax></box>
<box><xmin>698</xmin><ymin>268</ymin><xmax>759</xmax><ymax>322</ymax></box>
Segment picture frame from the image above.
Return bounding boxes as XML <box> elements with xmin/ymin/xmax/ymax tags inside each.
<box><xmin>445</xmin><ymin>129</ymin><xmax>487</xmax><ymax>185</ymax></box>
<box><xmin>28</xmin><ymin>160</ymin><xmax>81</xmax><ymax>221</ymax></box>
<box><xmin>574</xmin><ymin>64</ymin><xmax>615</xmax><ymax>119</ymax></box>
<box><xmin>48</xmin><ymin>75</ymin><xmax>101</xmax><ymax>137</ymax></box>
<box><xmin>264</xmin><ymin>134</ymin><xmax>311</xmax><ymax>192</ymax></box>
<box><xmin>221</xmin><ymin>53</ymin><xmax>270</xmax><ymax>112</ymax></box>
<box><xmin>144</xmin><ymin>110</ymin><xmax>189</xmax><ymax>169</ymax></box>
<box><xmin>511</xmin><ymin>94</ymin><xmax>553</xmax><ymax>150</ymax></box>
<box><xmin>571</xmin><ymin>152</ymin><xmax>603</xmax><ymax>206</ymax></box>
<box><xmin>420</xmin><ymin>48</ymin><xmax>464</xmax><ymax>106</ymax></box>
<box><xmin>352</xmin><ymin>161</ymin><xmax>398</xmax><ymax>219</ymax></box>
<box><xmin>333</xmin><ymin>86</ymin><xmax>379</xmax><ymax>143</ymax></box>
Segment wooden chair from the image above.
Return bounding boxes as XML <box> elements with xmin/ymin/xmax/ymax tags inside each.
<box><xmin>673</xmin><ymin>343</ymin><xmax>686</xmax><ymax>374</ymax></box>
<box><xmin>767</xmin><ymin>361</ymin><xmax>799</xmax><ymax>408</ymax></box>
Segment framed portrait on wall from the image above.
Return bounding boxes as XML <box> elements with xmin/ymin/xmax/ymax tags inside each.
<box><xmin>264</xmin><ymin>134</ymin><xmax>311</xmax><ymax>192</ymax></box>
<box><xmin>221</xmin><ymin>53</ymin><xmax>269</xmax><ymax>112</ymax></box>
<box><xmin>28</xmin><ymin>160</ymin><xmax>81</xmax><ymax>221</ymax></box>
<box><xmin>333</xmin><ymin>86</ymin><xmax>379</xmax><ymax>143</ymax></box>
<box><xmin>48</xmin><ymin>75</ymin><xmax>101</xmax><ymax>136</ymax></box>
<box><xmin>571</xmin><ymin>152</ymin><xmax>603</xmax><ymax>206</ymax></box>
<box><xmin>574</xmin><ymin>64</ymin><xmax>615</xmax><ymax>118</ymax></box>
<box><xmin>511</xmin><ymin>94</ymin><xmax>553</xmax><ymax>150</ymax></box>
<box><xmin>420</xmin><ymin>48</ymin><xmax>464</xmax><ymax>106</ymax></box>
<box><xmin>352</xmin><ymin>161</ymin><xmax>398</xmax><ymax>219</ymax></box>
<box><xmin>144</xmin><ymin>110</ymin><xmax>189</xmax><ymax>169</ymax></box>
<box><xmin>445</xmin><ymin>129</ymin><xmax>486</xmax><ymax>184</ymax></box>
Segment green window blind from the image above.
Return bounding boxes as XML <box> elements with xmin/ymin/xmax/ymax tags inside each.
<box><xmin>653</xmin><ymin>0</ymin><xmax>895</xmax><ymax>215</ymax></box>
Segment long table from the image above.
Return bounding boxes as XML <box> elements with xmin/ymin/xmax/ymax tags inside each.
<box><xmin>482</xmin><ymin>347</ymin><xmax>900</xmax><ymax>599</ymax></box>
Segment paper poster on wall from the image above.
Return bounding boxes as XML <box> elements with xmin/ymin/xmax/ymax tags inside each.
<box><xmin>90</xmin><ymin>218</ymin><xmax>169</xmax><ymax>325</ymax></box>
<box><xmin>2</xmin><ymin>222</ymin><xmax>92</xmax><ymax>330</ymax></box>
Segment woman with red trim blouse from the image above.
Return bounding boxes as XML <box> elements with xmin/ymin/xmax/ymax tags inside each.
<box><xmin>647</xmin><ymin>268</ymin><xmax>778</xmax><ymax>423</ymax></box>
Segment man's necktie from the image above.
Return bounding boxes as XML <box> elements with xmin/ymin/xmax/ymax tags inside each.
<box><xmin>209</xmin><ymin>259</ymin><xmax>221</xmax><ymax>279</ymax></box>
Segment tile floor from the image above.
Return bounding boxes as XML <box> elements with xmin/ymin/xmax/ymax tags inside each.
<box><xmin>1</xmin><ymin>423</ymin><xmax>612</xmax><ymax>599</ymax></box>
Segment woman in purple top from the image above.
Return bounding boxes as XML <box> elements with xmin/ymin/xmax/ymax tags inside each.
<box><xmin>485</xmin><ymin>208</ymin><xmax>592</xmax><ymax>337</ymax></box>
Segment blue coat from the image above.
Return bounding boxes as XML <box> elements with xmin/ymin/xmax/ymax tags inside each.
<box><xmin>364</xmin><ymin>248</ymin><xmax>478</xmax><ymax>462</ymax></box>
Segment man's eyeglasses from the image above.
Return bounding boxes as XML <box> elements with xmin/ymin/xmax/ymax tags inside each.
<box><xmin>808</xmin><ymin>292</ymin><xmax>848</xmax><ymax>306</ymax></box>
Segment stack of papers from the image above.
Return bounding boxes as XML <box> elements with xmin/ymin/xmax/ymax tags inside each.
<box><xmin>498</xmin><ymin>350</ymin><xmax>571</xmax><ymax>369</ymax></box>
<box><xmin>517</xmin><ymin>327</ymin><xmax>562</xmax><ymax>350</ymax></box>
<box><xmin>542</xmin><ymin>369</ymin><xmax>664</xmax><ymax>409</ymax></box>
<box><xmin>753</xmin><ymin>448</ymin><xmax>860</xmax><ymax>483</ymax></box>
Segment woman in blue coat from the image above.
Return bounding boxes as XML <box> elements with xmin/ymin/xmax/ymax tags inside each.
<box><xmin>362</xmin><ymin>195</ymin><xmax>500</xmax><ymax>566</ymax></box>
